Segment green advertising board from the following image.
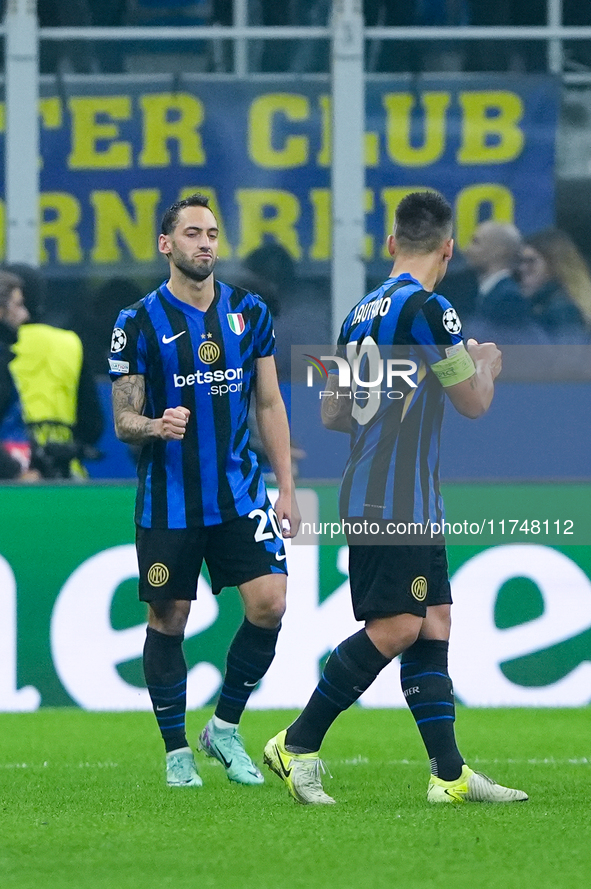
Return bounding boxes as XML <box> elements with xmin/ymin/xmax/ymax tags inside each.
<box><xmin>1</xmin><ymin>483</ymin><xmax>590</xmax><ymax>711</ymax></box>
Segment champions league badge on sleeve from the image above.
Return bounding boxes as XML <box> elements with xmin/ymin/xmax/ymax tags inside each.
<box><xmin>442</xmin><ymin>308</ymin><xmax>462</xmax><ymax>335</ymax></box>
<box><xmin>111</xmin><ymin>328</ymin><xmax>127</xmax><ymax>353</ymax></box>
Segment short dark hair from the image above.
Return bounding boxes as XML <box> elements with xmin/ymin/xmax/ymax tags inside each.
<box><xmin>0</xmin><ymin>270</ymin><xmax>24</xmax><ymax>311</ymax></box>
<box><xmin>160</xmin><ymin>193</ymin><xmax>213</xmax><ymax>235</ymax></box>
<box><xmin>394</xmin><ymin>191</ymin><xmax>453</xmax><ymax>254</ymax></box>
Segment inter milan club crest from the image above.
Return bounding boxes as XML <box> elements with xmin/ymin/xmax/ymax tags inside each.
<box><xmin>198</xmin><ymin>340</ymin><xmax>221</xmax><ymax>364</ymax></box>
<box><xmin>227</xmin><ymin>313</ymin><xmax>245</xmax><ymax>335</ymax></box>
<box><xmin>411</xmin><ymin>576</ymin><xmax>428</xmax><ymax>602</ymax></box>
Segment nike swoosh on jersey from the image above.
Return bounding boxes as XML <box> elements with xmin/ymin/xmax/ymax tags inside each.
<box><xmin>275</xmin><ymin>553</ymin><xmax>287</xmax><ymax>561</ymax></box>
<box><xmin>162</xmin><ymin>331</ymin><xmax>186</xmax><ymax>344</ymax></box>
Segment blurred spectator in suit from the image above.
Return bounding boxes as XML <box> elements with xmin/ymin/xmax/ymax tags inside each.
<box><xmin>463</xmin><ymin>221</ymin><xmax>548</xmax><ymax>343</ymax></box>
<box><xmin>519</xmin><ymin>229</ymin><xmax>591</xmax><ymax>343</ymax></box>
<box><xmin>4</xmin><ymin>264</ymin><xmax>104</xmax><ymax>479</ymax></box>
<box><xmin>0</xmin><ymin>271</ymin><xmax>40</xmax><ymax>481</ymax></box>
<box><xmin>464</xmin><ymin>221</ymin><xmax>525</xmax><ymax>322</ymax></box>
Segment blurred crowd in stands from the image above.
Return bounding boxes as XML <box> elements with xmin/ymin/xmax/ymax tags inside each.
<box><xmin>1</xmin><ymin>2</ymin><xmax>591</xmax><ymax>480</ymax></box>
<box><xmin>441</xmin><ymin>224</ymin><xmax>591</xmax><ymax>348</ymax></box>
<box><xmin>0</xmin><ymin>2</ymin><xmax>586</xmax><ymax>74</ymax></box>
<box><xmin>2</xmin><ymin>222</ymin><xmax>591</xmax><ymax>481</ymax></box>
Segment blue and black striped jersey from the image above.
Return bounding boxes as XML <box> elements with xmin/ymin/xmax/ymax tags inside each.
<box><xmin>109</xmin><ymin>280</ymin><xmax>275</xmax><ymax>529</ymax></box>
<box><xmin>337</xmin><ymin>273</ymin><xmax>463</xmax><ymax>525</ymax></box>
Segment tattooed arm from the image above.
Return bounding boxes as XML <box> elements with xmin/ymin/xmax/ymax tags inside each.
<box><xmin>320</xmin><ymin>373</ymin><xmax>353</xmax><ymax>433</ymax></box>
<box><xmin>112</xmin><ymin>375</ymin><xmax>190</xmax><ymax>444</ymax></box>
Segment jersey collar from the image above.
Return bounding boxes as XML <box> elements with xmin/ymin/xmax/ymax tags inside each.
<box><xmin>159</xmin><ymin>280</ymin><xmax>221</xmax><ymax>318</ymax></box>
<box><xmin>386</xmin><ymin>272</ymin><xmax>422</xmax><ymax>287</ymax></box>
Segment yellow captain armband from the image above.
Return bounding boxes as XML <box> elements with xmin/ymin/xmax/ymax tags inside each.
<box><xmin>430</xmin><ymin>343</ymin><xmax>476</xmax><ymax>388</ymax></box>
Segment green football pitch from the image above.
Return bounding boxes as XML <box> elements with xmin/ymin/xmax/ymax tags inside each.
<box><xmin>1</xmin><ymin>708</ymin><xmax>589</xmax><ymax>889</ymax></box>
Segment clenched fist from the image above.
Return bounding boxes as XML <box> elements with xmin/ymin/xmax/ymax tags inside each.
<box><xmin>466</xmin><ymin>338</ymin><xmax>502</xmax><ymax>381</ymax></box>
<box><xmin>160</xmin><ymin>406</ymin><xmax>191</xmax><ymax>440</ymax></box>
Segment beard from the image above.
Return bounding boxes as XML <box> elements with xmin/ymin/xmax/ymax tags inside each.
<box><xmin>170</xmin><ymin>246</ymin><xmax>217</xmax><ymax>282</ymax></box>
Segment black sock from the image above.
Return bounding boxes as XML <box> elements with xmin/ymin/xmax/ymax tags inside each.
<box><xmin>400</xmin><ymin>639</ymin><xmax>464</xmax><ymax>781</ymax></box>
<box><xmin>143</xmin><ymin>627</ymin><xmax>188</xmax><ymax>754</ymax></box>
<box><xmin>286</xmin><ymin>629</ymin><xmax>391</xmax><ymax>752</ymax></box>
<box><xmin>215</xmin><ymin>618</ymin><xmax>280</xmax><ymax>724</ymax></box>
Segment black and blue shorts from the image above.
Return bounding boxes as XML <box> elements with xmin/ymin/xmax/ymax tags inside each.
<box><xmin>136</xmin><ymin>498</ymin><xmax>287</xmax><ymax>601</ymax></box>
<box><xmin>347</xmin><ymin>543</ymin><xmax>452</xmax><ymax>622</ymax></box>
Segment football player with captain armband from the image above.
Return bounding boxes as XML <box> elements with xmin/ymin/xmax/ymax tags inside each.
<box><xmin>264</xmin><ymin>190</ymin><xmax>528</xmax><ymax>807</ymax></box>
